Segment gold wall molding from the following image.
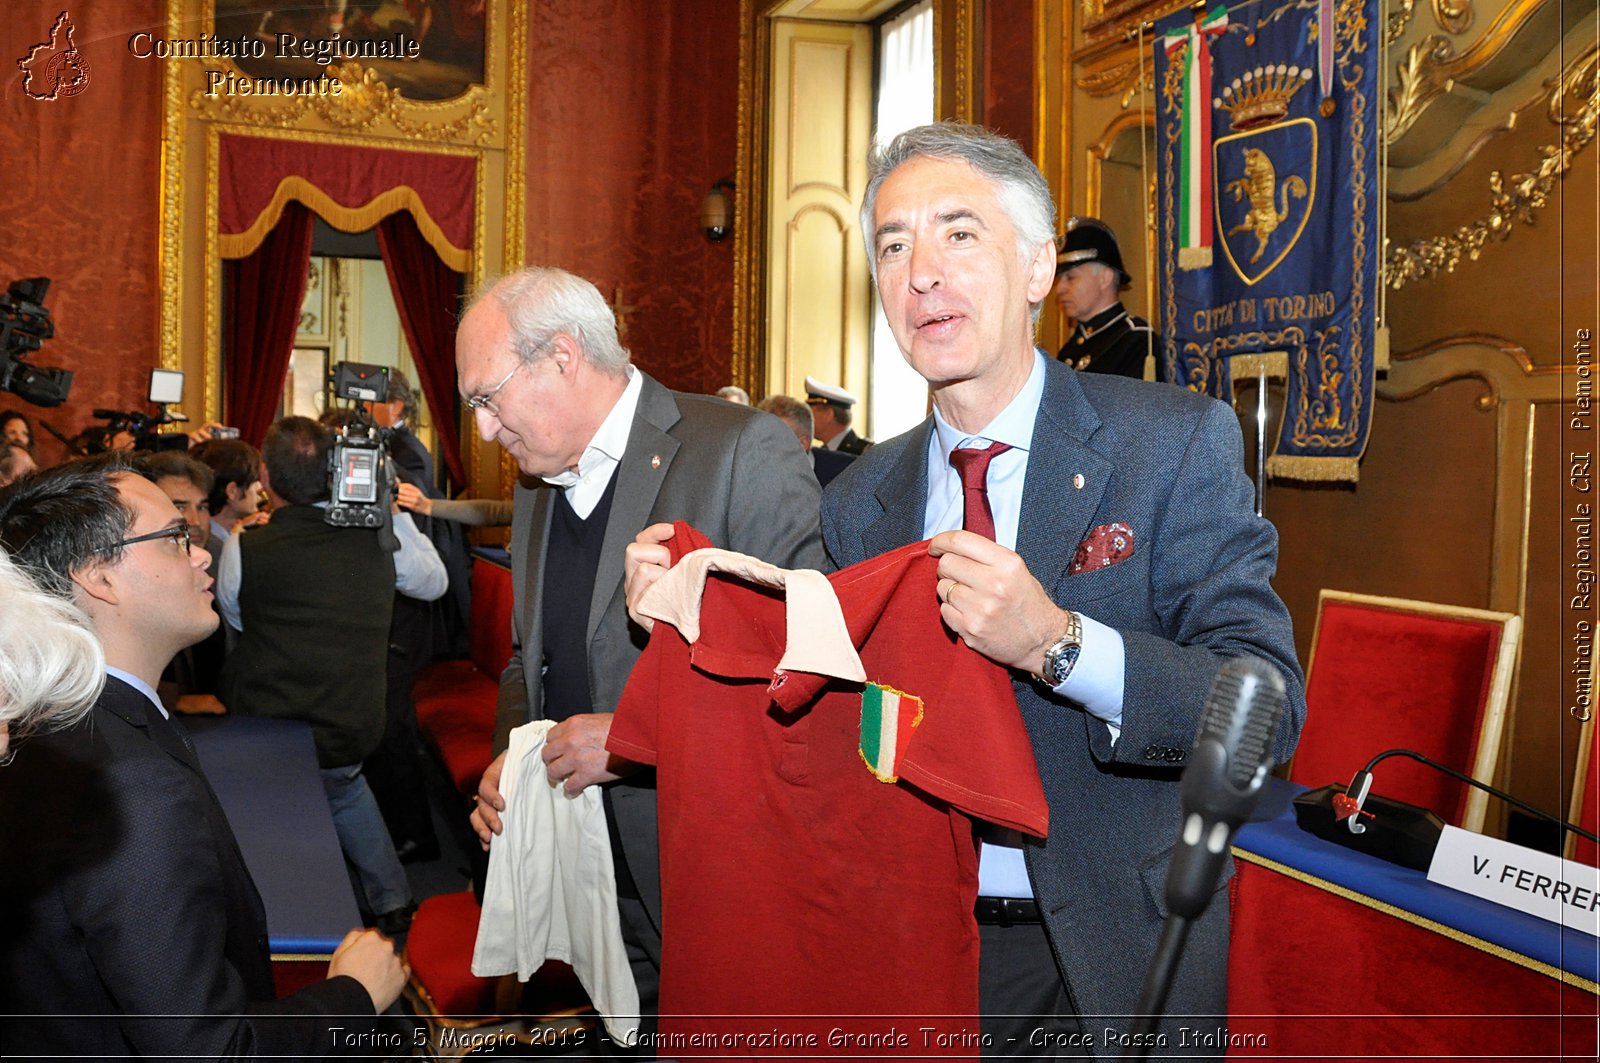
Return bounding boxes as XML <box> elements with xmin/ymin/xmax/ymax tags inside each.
<box><xmin>1386</xmin><ymin>0</ymin><xmax>1549</xmax><ymax>146</ymax></box>
<box><xmin>1375</xmin><ymin>333</ymin><xmax>1574</xmax><ymax>807</ymax></box>
<box><xmin>1385</xmin><ymin>42</ymin><xmax>1599</xmax><ymax>289</ymax></box>
<box><xmin>1380</xmin><ymin>332</ymin><xmax>1538</xmax><ymax>408</ymax></box>
<box><xmin>951</xmin><ymin>0</ymin><xmax>976</xmax><ymax>123</ymax></box>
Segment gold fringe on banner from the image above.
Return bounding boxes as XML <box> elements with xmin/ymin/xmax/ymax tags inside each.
<box><xmin>1374</xmin><ymin>324</ymin><xmax>1391</xmax><ymax>372</ymax></box>
<box><xmin>219</xmin><ymin>177</ymin><xmax>471</xmax><ymax>271</ymax></box>
<box><xmin>1178</xmin><ymin>247</ymin><xmax>1213</xmax><ymax>270</ymax></box>
<box><xmin>1267</xmin><ymin>454</ymin><xmax>1361</xmax><ymax>482</ymax></box>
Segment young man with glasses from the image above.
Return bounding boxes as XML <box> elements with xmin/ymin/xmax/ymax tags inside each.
<box><xmin>0</xmin><ymin>452</ymin><xmax>406</xmax><ymax>1058</ymax></box>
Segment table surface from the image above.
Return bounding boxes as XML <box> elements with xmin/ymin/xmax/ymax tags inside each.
<box><xmin>1235</xmin><ymin>779</ymin><xmax>1599</xmax><ymax>985</ymax></box>
<box><xmin>188</xmin><ymin>715</ymin><xmax>361</xmax><ymax>954</ymax></box>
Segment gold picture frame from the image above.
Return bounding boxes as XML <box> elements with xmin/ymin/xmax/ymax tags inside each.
<box><xmin>156</xmin><ymin>0</ymin><xmax>524</xmax><ymax>492</ymax></box>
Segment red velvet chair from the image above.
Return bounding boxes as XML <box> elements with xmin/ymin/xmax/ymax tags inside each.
<box><xmin>415</xmin><ymin>557</ymin><xmax>515</xmax><ymax>796</ymax></box>
<box><xmin>405</xmin><ymin>890</ymin><xmax>595</xmax><ymax>1055</ymax></box>
<box><xmin>1288</xmin><ymin>589</ymin><xmax>1521</xmax><ymax>833</ymax></box>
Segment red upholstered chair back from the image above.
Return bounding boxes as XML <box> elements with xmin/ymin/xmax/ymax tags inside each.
<box><xmin>1288</xmin><ymin>590</ymin><xmax>1521</xmax><ymax>833</ymax></box>
<box><xmin>469</xmin><ymin>556</ymin><xmax>515</xmax><ymax>679</ymax></box>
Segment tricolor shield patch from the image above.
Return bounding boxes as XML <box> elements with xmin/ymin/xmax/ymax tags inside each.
<box><xmin>859</xmin><ymin>682</ymin><xmax>924</xmax><ymax>783</ymax></box>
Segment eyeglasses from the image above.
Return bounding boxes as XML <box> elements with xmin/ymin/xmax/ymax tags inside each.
<box><xmin>115</xmin><ymin>521</ymin><xmax>192</xmax><ymax>556</ymax></box>
<box><xmin>465</xmin><ymin>362</ymin><xmax>527</xmax><ymax>415</ymax></box>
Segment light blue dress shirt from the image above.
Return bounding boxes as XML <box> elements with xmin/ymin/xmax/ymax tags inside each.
<box><xmin>923</xmin><ymin>349</ymin><xmax>1127</xmax><ymax>898</ymax></box>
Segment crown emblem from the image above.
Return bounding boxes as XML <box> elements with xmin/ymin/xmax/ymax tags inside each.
<box><xmin>1212</xmin><ymin>64</ymin><xmax>1312</xmax><ymax>131</ymax></box>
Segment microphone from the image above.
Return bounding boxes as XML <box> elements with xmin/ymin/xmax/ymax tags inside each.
<box><xmin>1126</xmin><ymin>656</ymin><xmax>1287</xmax><ymax>1058</ymax></box>
<box><xmin>1291</xmin><ymin>748</ymin><xmax>1600</xmax><ymax>870</ymax></box>
<box><xmin>1164</xmin><ymin>655</ymin><xmax>1288</xmax><ymax>919</ymax></box>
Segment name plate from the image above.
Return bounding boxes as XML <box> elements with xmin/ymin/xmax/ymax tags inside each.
<box><xmin>1427</xmin><ymin>825</ymin><xmax>1600</xmax><ymax>937</ymax></box>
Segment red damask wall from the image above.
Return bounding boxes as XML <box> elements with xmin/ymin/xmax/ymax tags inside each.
<box><xmin>523</xmin><ymin>0</ymin><xmax>742</xmax><ymax>395</ymax></box>
<box><xmin>0</xmin><ymin>1</ymin><xmax>165</xmax><ymax>466</ymax></box>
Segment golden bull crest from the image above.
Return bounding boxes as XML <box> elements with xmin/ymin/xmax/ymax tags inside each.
<box><xmin>1211</xmin><ymin>65</ymin><xmax>1317</xmax><ymax>286</ymax></box>
<box><xmin>1213</xmin><ymin>117</ymin><xmax>1317</xmax><ymax>285</ymax></box>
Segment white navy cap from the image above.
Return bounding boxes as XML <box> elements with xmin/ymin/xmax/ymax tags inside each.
<box><xmin>803</xmin><ymin>376</ymin><xmax>858</xmax><ymax>408</ymax></box>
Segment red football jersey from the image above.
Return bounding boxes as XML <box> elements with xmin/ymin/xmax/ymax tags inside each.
<box><xmin>608</xmin><ymin>522</ymin><xmax>1048</xmax><ymax>1059</ymax></box>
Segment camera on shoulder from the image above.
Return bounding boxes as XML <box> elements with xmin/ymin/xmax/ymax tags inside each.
<box><xmin>325</xmin><ymin>362</ymin><xmax>395</xmax><ymax>536</ymax></box>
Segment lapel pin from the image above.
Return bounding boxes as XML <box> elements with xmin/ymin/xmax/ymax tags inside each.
<box><xmin>1073</xmin><ymin>473</ymin><xmax>1085</xmax><ymax>490</ymax></box>
<box><xmin>651</xmin><ymin>454</ymin><xmax>662</xmax><ymax>470</ymax></box>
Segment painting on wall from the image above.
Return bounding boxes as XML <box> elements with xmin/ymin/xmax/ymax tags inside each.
<box><xmin>211</xmin><ymin>0</ymin><xmax>488</xmax><ymax>101</ymax></box>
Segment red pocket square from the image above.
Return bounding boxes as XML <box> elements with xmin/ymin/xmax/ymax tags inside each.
<box><xmin>1070</xmin><ymin>522</ymin><xmax>1135</xmax><ymax>575</ymax></box>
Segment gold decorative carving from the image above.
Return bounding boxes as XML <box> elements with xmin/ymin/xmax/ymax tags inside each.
<box><xmin>1387</xmin><ymin>0</ymin><xmax>1417</xmax><ymax>44</ymax></box>
<box><xmin>1386</xmin><ymin>44</ymin><xmax>1600</xmax><ymax>289</ymax></box>
<box><xmin>1431</xmin><ymin>0</ymin><xmax>1475</xmax><ymax>37</ymax></box>
<box><xmin>188</xmin><ymin>63</ymin><xmax>496</xmax><ymax>144</ymax></box>
<box><xmin>1387</xmin><ymin>0</ymin><xmax>1472</xmax><ymax>44</ymax></box>
<box><xmin>1077</xmin><ymin>57</ymin><xmax>1153</xmax><ymax>110</ymax></box>
<box><xmin>1386</xmin><ymin>0</ymin><xmax>1547</xmax><ymax>145</ymax></box>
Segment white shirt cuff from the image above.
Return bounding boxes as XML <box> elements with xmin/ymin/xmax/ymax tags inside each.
<box><xmin>1052</xmin><ymin>611</ymin><xmax>1124</xmax><ymax>741</ymax></box>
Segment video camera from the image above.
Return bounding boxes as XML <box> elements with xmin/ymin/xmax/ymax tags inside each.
<box><xmin>94</xmin><ymin>370</ymin><xmax>192</xmax><ymax>452</ymax></box>
<box><xmin>325</xmin><ymin>362</ymin><xmax>397</xmax><ymax>549</ymax></box>
<box><xmin>1</xmin><ymin>277</ymin><xmax>74</xmax><ymax>407</ymax></box>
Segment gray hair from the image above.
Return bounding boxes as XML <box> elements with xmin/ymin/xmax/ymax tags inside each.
<box><xmin>469</xmin><ymin>267</ymin><xmax>631</xmax><ymax>375</ymax></box>
<box><xmin>756</xmin><ymin>394</ymin><xmax>813</xmax><ymax>447</ymax></box>
<box><xmin>861</xmin><ymin>122</ymin><xmax>1058</xmax><ymax>323</ymax></box>
<box><xmin>0</xmin><ymin>548</ymin><xmax>104</xmax><ymax>754</ymax></box>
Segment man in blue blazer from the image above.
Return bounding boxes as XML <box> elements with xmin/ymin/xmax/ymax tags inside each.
<box><xmin>0</xmin><ymin>454</ymin><xmax>405</xmax><ymax>1059</ymax></box>
<box><xmin>819</xmin><ymin>124</ymin><xmax>1306</xmax><ymax>1055</ymax></box>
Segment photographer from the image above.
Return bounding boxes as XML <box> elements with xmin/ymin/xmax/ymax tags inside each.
<box><xmin>217</xmin><ymin>416</ymin><xmax>446</xmax><ymax>939</ymax></box>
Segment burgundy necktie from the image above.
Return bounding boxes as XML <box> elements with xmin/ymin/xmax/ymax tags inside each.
<box><xmin>948</xmin><ymin>442</ymin><xmax>1013</xmax><ymax>540</ymax></box>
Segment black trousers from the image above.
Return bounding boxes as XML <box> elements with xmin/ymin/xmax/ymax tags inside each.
<box><xmin>978</xmin><ymin>919</ymin><xmax>1088</xmax><ymax>1059</ymax></box>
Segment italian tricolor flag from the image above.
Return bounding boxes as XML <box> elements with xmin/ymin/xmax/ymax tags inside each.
<box><xmin>859</xmin><ymin>683</ymin><xmax>925</xmax><ymax>784</ymax></box>
<box><xmin>1163</xmin><ymin>5</ymin><xmax>1229</xmax><ymax>270</ymax></box>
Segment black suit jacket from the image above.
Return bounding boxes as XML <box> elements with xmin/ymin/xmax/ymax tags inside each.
<box><xmin>0</xmin><ymin>677</ymin><xmax>375</xmax><ymax>1059</ymax></box>
<box><xmin>811</xmin><ymin>446</ymin><xmax>856</xmax><ymax>487</ymax></box>
<box><xmin>832</xmin><ymin>428</ymin><xmax>872</xmax><ymax>455</ymax></box>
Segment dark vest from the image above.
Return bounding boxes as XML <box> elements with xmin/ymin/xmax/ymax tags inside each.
<box><xmin>221</xmin><ymin>505</ymin><xmax>395</xmax><ymax>767</ymax></box>
<box><xmin>540</xmin><ymin>475</ymin><xmax>619</xmax><ymax>721</ymax></box>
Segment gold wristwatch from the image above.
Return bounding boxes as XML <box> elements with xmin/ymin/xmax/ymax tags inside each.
<box><xmin>1032</xmin><ymin>610</ymin><xmax>1083</xmax><ymax>687</ymax></box>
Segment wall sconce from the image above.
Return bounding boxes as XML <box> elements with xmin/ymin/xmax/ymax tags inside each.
<box><xmin>700</xmin><ymin>179</ymin><xmax>735</xmax><ymax>242</ymax></box>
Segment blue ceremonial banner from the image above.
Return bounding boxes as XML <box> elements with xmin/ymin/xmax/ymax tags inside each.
<box><xmin>1154</xmin><ymin>0</ymin><xmax>1383</xmax><ymax>482</ymax></box>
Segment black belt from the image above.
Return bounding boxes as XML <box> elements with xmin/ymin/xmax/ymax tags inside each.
<box><xmin>974</xmin><ymin>896</ymin><xmax>1041</xmax><ymax>926</ymax></box>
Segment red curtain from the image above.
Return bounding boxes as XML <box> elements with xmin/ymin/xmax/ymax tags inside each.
<box><xmin>218</xmin><ymin>134</ymin><xmax>474</xmax><ymax>262</ymax></box>
<box><xmin>223</xmin><ymin>201</ymin><xmax>315</xmax><ymax>445</ymax></box>
<box><xmin>376</xmin><ymin>211</ymin><xmax>466</xmax><ymax>490</ymax></box>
